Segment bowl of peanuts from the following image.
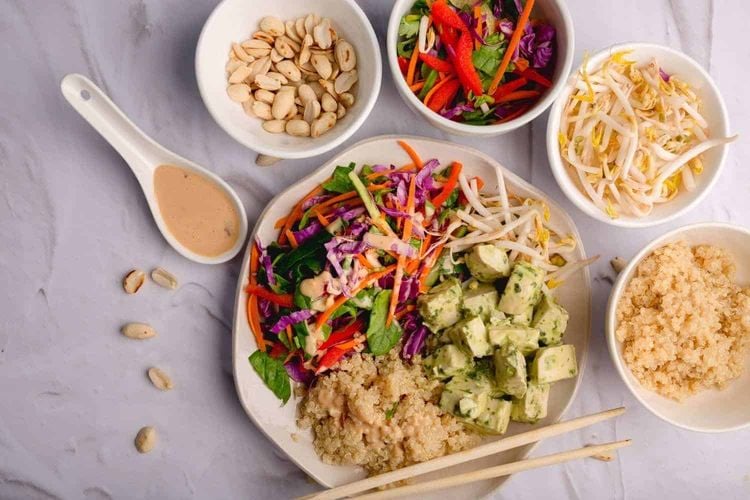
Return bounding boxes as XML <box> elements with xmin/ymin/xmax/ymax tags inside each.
<box><xmin>196</xmin><ymin>0</ymin><xmax>382</xmax><ymax>160</ymax></box>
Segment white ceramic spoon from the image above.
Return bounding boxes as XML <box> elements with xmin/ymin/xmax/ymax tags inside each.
<box><xmin>60</xmin><ymin>73</ymin><xmax>248</xmax><ymax>264</ymax></box>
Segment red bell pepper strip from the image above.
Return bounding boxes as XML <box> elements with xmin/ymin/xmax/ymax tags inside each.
<box><xmin>492</xmin><ymin>77</ymin><xmax>528</xmax><ymax>99</ymax></box>
<box><xmin>319</xmin><ymin>318</ymin><xmax>365</xmax><ymax>350</ymax></box>
<box><xmin>397</xmin><ymin>56</ymin><xmax>409</xmax><ymax>76</ymax></box>
<box><xmin>451</xmin><ymin>30</ymin><xmax>483</xmax><ymax>96</ymax></box>
<box><xmin>518</xmin><ymin>67</ymin><xmax>552</xmax><ymax>88</ymax></box>
<box><xmin>419</xmin><ymin>53</ymin><xmax>454</xmax><ymax>73</ymax></box>
<box><xmin>245</xmin><ymin>285</ymin><xmax>294</xmax><ymax>308</ymax></box>
<box><xmin>431</xmin><ymin>162</ymin><xmax>463</xmax><ymax>207</ymax></box>
<box><xmin>269</xmin><ymin>341</ymin><xmax>287</xmax><ymax>359</ymax></box>
<box><xmin>496</xmin><ymin>89</ymin><xmax>540</xmax><ymax>103</ymax></box>
<box><xmin>427</xmin><ymin>78</ymin><xmax>461</xmax><ymax>112</ymax></box>
<box><xmin>499</xmin><ymin>103</ymin><xmax>532</xmax><ymax>123</ymax></box>
<box><xmin>440</xmin><ymin>25</ymin><xmax>459</xmax><ymax>46</ymax></box>
<box><xmin>315</xmin><ymin>337</ymin><xmax>364</xmax><ymax>374</ymax></box>
<box><xmin>430</xmin><ymin>0</ymin><xmax>467</xmax><ymax>31</ymax></box>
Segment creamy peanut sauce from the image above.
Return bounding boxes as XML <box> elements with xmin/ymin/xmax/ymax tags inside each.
<box><xmin>153</xmin><ymin>165</ymin><xmax>240</xmax><ymax>257</ymax></box>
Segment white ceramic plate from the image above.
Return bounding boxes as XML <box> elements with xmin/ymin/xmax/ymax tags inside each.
<box><xmin>231</xmin><ymin>136</ymin><xmax>591</xmax><ymax>497</ymax></box>
<box><xmin>606</xmin><ymin>222</ymin><xmax>750</xmax><ymax>432</ymax></box>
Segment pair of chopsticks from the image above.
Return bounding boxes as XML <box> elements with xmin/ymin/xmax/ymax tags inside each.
<box><xmin>299</xmin><ymin>407</ymin><xmax>629</xmax><ymax>500</ymax></box>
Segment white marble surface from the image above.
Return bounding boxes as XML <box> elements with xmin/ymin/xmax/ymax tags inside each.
<box><xmin>1</xmin><ymin>0</ymin><xmax>749</xmax><ymax>498</ymax></box>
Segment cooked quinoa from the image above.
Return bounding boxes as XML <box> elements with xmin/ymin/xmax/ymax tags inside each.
<box><xmin>297</xmin><ymin>350</ymin><xmax>479</xmax><ymax>475</ymax></box>
<box><xmin>616</xmin><ymin>241</ymin><xmax>750</xmax><ymax>401</ymax></box>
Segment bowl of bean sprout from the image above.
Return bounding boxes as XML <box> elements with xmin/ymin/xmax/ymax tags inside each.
<box><xmin>546</xmin><ymin>42</ymin><xmax>736</xmax><ymax>228</ymax></box>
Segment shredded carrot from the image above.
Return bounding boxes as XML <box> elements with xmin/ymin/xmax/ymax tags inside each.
<box><xmin>285</xmin><ymin>229</ymin><xmax>298</xmax><ymax>248</ymax></box>
<box><xmin>431</xmin><ymin>161</ymin><xmax>463</xmax><ymax>207</ymax></box>
<box><xmin>395</xmin><ymin>305</ymin><xmax>416</xmax><ymax>320</ymax></box>
<box><xmin>387</xmin><ymin>176</ymin><xmax>416</xmax><ymax>326</ymax></box>
<box><xmin>473</xmin><ymin>176</ymin><xmax>485</xmax><ymax>191</ymax></box>
<box><xmin>397</xmin><ymin>162</ymin><xmax>416</xmax><ymax>172</ymax></box>
<box><xmin>278</xmin><ymin>185</ymin><xmax>324</xmax><ymax>244</ymax></box>
<box><xmin>410</xmin><ymin>81</ymin><xmax>425</xmax><ymax>92</ymax></box>
<box><xmin>405</xmin><ymin>258</ymin><xmax>420</xmax><ymax>275</ymax></box>
<box><xmin>315</xmin><ymin>265</ymin><xmax>397</xmax><ymax>329</ymax></box>
<box><xmin>247</xmin><ymin>296</ymin><xmax>266</xmax><ymax>351</ymax></box>
<box><xmin>473</xmin><ymin>6</ymin><xmax>483</xmax><ymax>51</ymax></box>
<box><xmin>397</xmin><ymin>140</ymin><xmax>423</xmax><ymax>169</ymax></box>
<box><xmin>496</xmin><ymin>90</ymin><xmax>540</xmax><ymax>103</ymax></box>
<box><xmin>249</xmin><ymin>242</ymin><xmax>260</xmax><ymax>285</ymax></box>
<box><xmin>488</xmin><ymin>0</ymin><xmax>536</xmax><ymax>95</ymax></box>
<box><xmin>406</xmin><ymin>46</ymin><xmax>420</xmax><ymax>85</ymax></box>
<box><xmin>285</xmin><ymin>325</ymin><xmax>294</xmax><ymax>346</ymax></box>
<box><xmin>515</xmin><ymin>58</ymin><xmax>530</xmax><ymax>72</ymax></box>
<box><xmin>314</xmin><ymin>209</ymin><xmax>330</xmax><ymax>226</ymax></box>
<box><xmin>274</xmin><ymin>215</ymin><xmax>288</xmax><ymax>229</ymax></box>
<box><xmin>356</xmin><ymin>254</ymin><xmax>374</xmax><ymax>269</ymax></box>
<box><xmin>422</xmin><ymin>75</ymin><xmax>455</xmax><ymax>108</ymax></box>
<box><xmin>420</xmin><ymin>234</ymin><xmax>433</xmax><ymax>258</ymax></box>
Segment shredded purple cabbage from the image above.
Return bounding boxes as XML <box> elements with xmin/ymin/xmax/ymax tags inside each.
<box><xmin>513</xmin><ymin>0</ymin><xmax>524</xmax><ymax>15</ymax></box>
<box><xmin>396</xmin><ymin>180</ymin><xmax>407</xmax><ymax>206</ymax></box>
<box><xmin>302</xmin><ymin>195</ymin><xmax>330</xmax><ymax>210</ymax></box>
<box><xmin>380</xmin><ymin>205</ymin><xmax>411</xmax><ymax>218</ymax></box>
<box><xmin>518</xmin><ymin>23</ymin><xmax>555</xmax><ymax>68</ymax></box>
<box><xmin>371</xmin><ymin>164</ymin><xmax>392</xmax><ymax>172</ymax></box>
<box><xmin>440</xmin><ymin>103</ymin><xmax>474</xmax><ymax>120</ymax></box>
<box><xmin>270</xmin><ymin>310</ymin><xmax>313</xmax><ymax>334</ymax></box>
<box><xmin>259</xmin><ymin>247</ymin><xmax>275</xmax><ymax>287</ymax></box>
<box><xmin>659</xmin><ymin>68</ymin><xmax>670</xmax><ymax>82</ymax></box>
<box><xmin>293</xmin><ymin>221</ymin><xmax>322</xmax><ymax>244</ymax></box>
<box><xmin>258</xmin><ymin>297</ymin><xmax>273</xmax><ymax>319</ymax></box>
<box><xmin>458</xmin><ymin>11</ymin><xmax>485</xmax><ymax>44</ymax></box>
<box><xmin>345</xmin><ymin>221</ymin><xmax>368</xmax><ymax>238</ymax></box>
<box><xmin>333</xmin><ymin>206</ymin><xmax>366</xmax><ymax>221</ymax></box>
<box><xmin>493</xmin><ymin>0</ymin><xmax>503</xmax><ymax>18</ymax></box>
<box><xmin>498</xmin><ymin>18</ymin><xmax>514</xmax><ymax>37</ymax></box>
<box><xmin>284</xmin><ymin>358</ymin><xmax>313</xmax><ymax>385</ymax></box>
<box><xmin>416</xmin><ymin>159</ymin><xmax>440</xmax><ymax>192</ymax></box>
<box><xmin>400</xmin><ymin>311</ymin><xmax>429</xmax><ymax>359</ymax></box>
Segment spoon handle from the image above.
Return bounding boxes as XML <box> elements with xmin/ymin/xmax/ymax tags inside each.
<box><xmin>60</xmin><ymin>73</ymin><xmax>158</xmax><ymax>181</ymax></box>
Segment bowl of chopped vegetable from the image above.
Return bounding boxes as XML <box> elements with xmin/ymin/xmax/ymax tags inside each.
<box><xmin>388</xmin><ymin>0</ymin><xmax>574</xmax><ymax>136</ymax></box>
<box><xmin>546</xmin><ymin>42</ymin><xmax>736</xmax><ymax>227</ymax></box>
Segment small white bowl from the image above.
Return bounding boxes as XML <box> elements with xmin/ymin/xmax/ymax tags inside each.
<box><xmin>195</xmin><ymin>0</ymin><xmax>382</xmax><ymax>159</ymax></box>
<box><xmin>386</xmin><ymin>0</ymin><xmax>574</xmax><ymax>136</ymax></box>
<box><xmin>606</xmin><ymin>222</ymin><xmax>750</xmax><ymax>432</ymax></box>
<box><xmin>546</xmin><ymin>43</ymin><xmax>732</xmax><ymax>228</ymax></box>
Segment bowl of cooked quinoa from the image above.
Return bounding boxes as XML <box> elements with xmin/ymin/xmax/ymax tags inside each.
<box><xmin>606</xmin><ymin>222</ymin><xmax>750</xmax><ymax>432</ymax></box>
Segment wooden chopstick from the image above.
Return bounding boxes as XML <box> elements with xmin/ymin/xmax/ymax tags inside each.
<box><xmin>354</xmin><ymin>439</ymin><xmax>632</xmax><ymax>499</ymax></box>
<box><xmin>299</xmin><ymin>406</ymin><xmax>625</xmax><ymax>500</ymax></box>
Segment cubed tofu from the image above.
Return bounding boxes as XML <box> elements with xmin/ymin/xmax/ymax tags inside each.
<box><xmin>462</xmin><ymin>281</ymin><xmax>499</xmax><ymax>320</ymax></box>
<box><xmin>493</xmin><ymin>346</ymin><xmax>527</xmax><ymax>398</ymax></box>
<box><xmin>531</xmin><ymin>344</ymin><xmax>578</xmax><ymax>384</ymax></box>
<box><xmin>531</xmin><ymin>294</ymin><xmax>569</xmax><ymax>346</ymax></box>
<box><xmin>440</xmin><ymin>374</ymin><xmax>492</xmax><ymax>419</ymax></box>
<box><xmin>448</xmin><ymin>316</ymin><xmax>492</xmax><ymax>357</ymax></box>
<box><xmin>465</xmin><ymin>244</ymin><xmax>511</xmax><ymax>282</ymax></box>
<box><xmin>498</xmin><ymin>262</ymin><xmax>545</xmax><ymax>315</ymax></box>
<box><xmin>424</xmin><ymin>344</ymin><xmax>473</xmax><ymax>379</ymax></box>
<box><xmin>488</xmin><ymin>320</ymin><xmax>540</xmax><ymax>356</ymax></box>
<box><xmin>486</xmin><ymin>309</ymin><xmax>508</xmax><ymax>326</ymax></box>
<box><xmin>417</xmin><ymin>277</ymin><xmax>463</xmax><ymax>332</ymax></box>
<box><xmin>511</xmin><ymin>381</ymin><xmax>550</xmax><ymax>423</ymax></box>
<box><xmin>470</xmin><ymin>397</ymin><xmax>513</xmax><ymax>435</ymax></box>
<box><xmin>510</xmin><ymin>304</ymin><xmax>534</xmax><ymax>326</ymax></box>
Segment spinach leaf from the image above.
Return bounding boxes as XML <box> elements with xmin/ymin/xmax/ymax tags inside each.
<box><xmin>294</xmin><ymin>285</ymin><xmax>312</xmax><ymax>309</ymax></box>
<box><xmin>322</xmin><ymin>162</ymin><xmax>356</xmax><ymax>193</ymax></box>
<box><xmin>366</xmin><ymin>290</ymin><xmax>403</xmax><ymax>356</ymax></box>
<box><xmin>275</xmin><ymin>230</ymin><xmax>332</xmax><ymax>282</ymax></box>
<box><xmin>248</xmin><ymin>350</ymin><xmax>291</xmax><ymax>404</ymax></box>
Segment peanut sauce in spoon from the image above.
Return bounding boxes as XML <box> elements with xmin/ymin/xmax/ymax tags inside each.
<box><xmin>153</xmin><ymin>165</ymin><xmax>240</xmax><ymax>257</ymax></box>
